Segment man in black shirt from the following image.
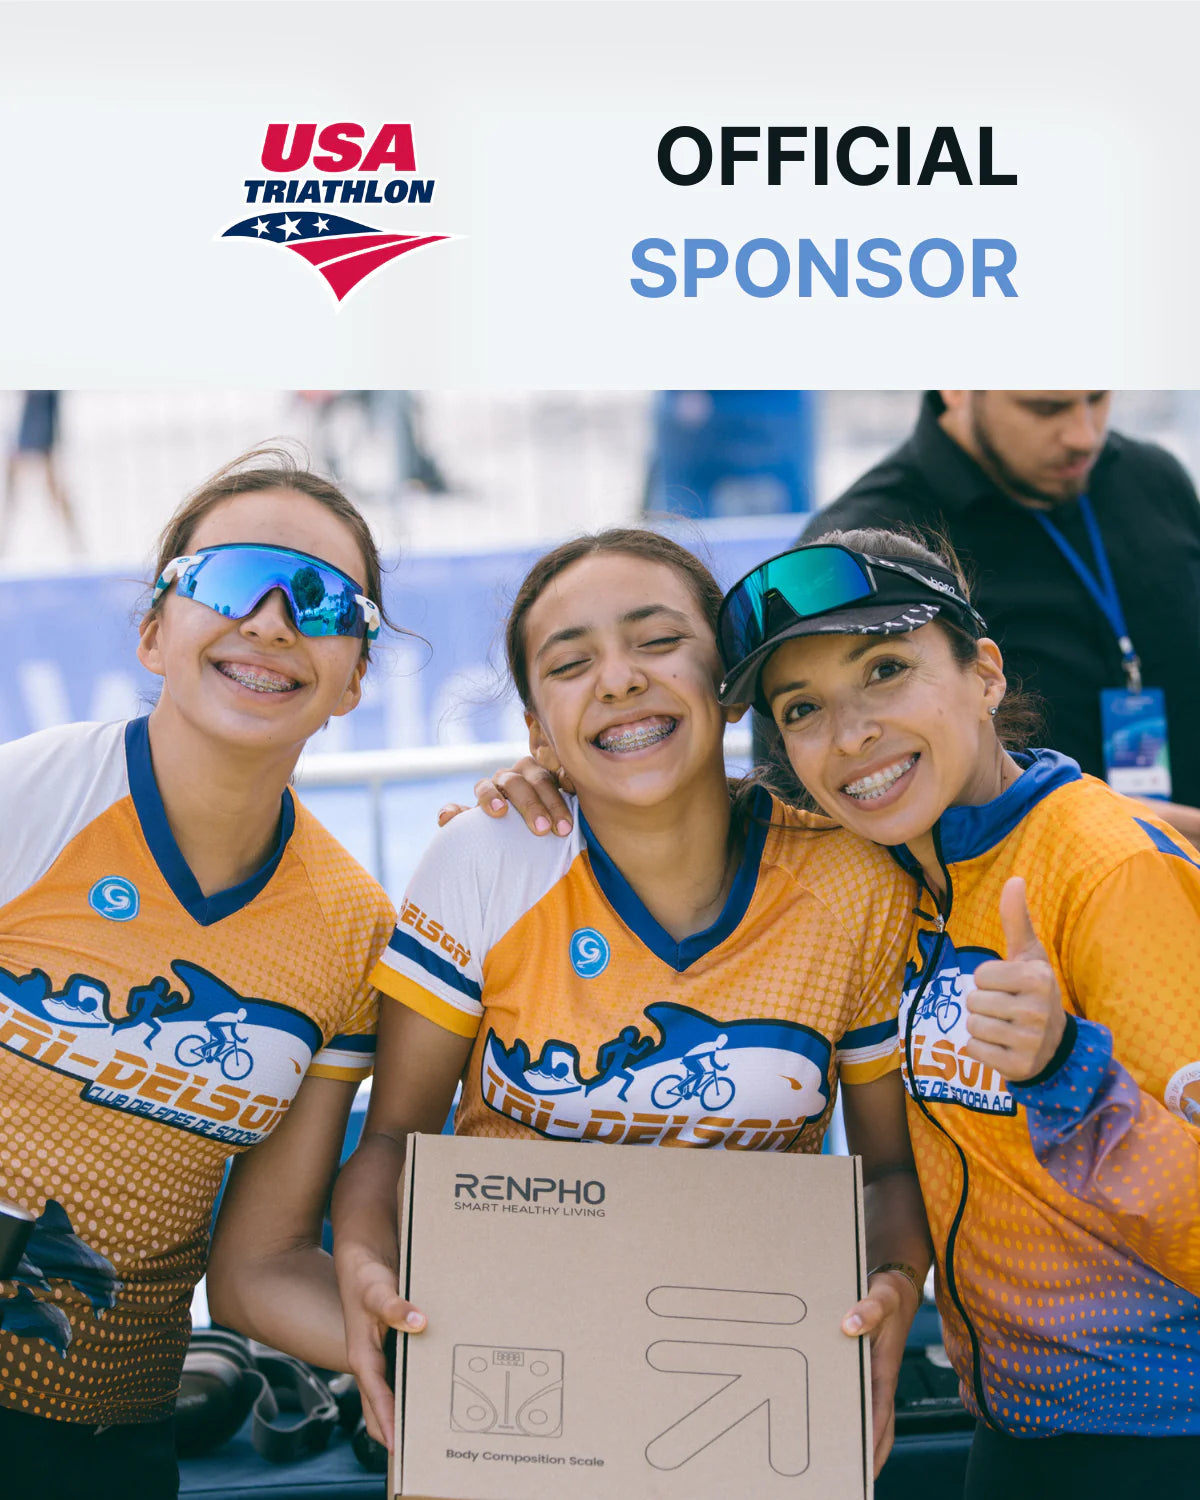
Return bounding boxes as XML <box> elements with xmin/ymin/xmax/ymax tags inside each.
<box><xmin>798</xmin><ymin>391</ymin><xmax>1200</xmax><ymax>838</ymax></box>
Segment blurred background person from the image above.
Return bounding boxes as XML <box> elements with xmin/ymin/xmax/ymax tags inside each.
<box><xmin>643</xmin><ymin>390</ymin><xmax>814</xmax><ymax>519</ymax></box>
<box><xmin>1</xmin><ymin>391</ymin><xmax>83</xmax><ymax>555</ymax></box>
<box><xmin>294</xmin><ymin>390</ymin><xmax>448</xmax><ymax>500</ymax></box>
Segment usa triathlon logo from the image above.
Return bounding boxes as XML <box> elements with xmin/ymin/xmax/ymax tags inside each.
<box><xmin>220</xmin><ymin>122</ymin><xmax>453</xmax><ymax>302</ymax></box>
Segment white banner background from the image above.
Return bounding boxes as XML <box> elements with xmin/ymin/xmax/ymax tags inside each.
<box><xmin>0</xmin><ymin>0</ymin><xmax>1191</xmax><ymax>387</ymax></box>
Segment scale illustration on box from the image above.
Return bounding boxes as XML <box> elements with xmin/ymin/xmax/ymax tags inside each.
<box><xmin>446</xmin><ymin>1288</ymin><xmax>810</xmax><ymax>1473</ymax></box>
<box><xmin>451</xmin><ymin>1345</ymin><xmax>565</xmax><ymax>1437</ymax></box>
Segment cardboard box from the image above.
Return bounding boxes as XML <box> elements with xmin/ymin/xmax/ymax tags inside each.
<box><xmin>394</xmin><ymin>1135</ymin><xmax>870</xmax><ymax>1500</ymax></box>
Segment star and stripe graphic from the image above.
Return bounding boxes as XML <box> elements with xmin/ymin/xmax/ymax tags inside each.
<box><xmin>222</xmin><ymin>214</ymin><xmax>449</xmax><ymax>302</ymax></box>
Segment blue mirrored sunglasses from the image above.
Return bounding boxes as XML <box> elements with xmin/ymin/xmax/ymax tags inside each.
<box><xmin>152</xmin><ymin>543</ymin><xmax>381</xmax><ymax>642</ymax></box>
<box><xmin>717</xmin><ymin>544</ymin><xmax>985</xmax><ymax>668</ymax></box>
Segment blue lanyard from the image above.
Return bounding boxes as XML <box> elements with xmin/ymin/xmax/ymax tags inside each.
<box><xmin>1031</xmin><ymin>496</ymin><xmax>1142</xmax><ymax>692</ymax></box>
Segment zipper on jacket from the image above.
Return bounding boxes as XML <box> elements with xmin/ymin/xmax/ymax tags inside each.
<box><xmin>902</xmin><ymin>828</ymin><xmax>993</xmax><ymax>1428</ymax></box>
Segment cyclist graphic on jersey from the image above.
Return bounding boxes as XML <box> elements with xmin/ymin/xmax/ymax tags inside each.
<box><xmin>591</xmin><ymin>1025</ymin><xmax>655</xmax><ymax>1100</ymax></box>
<box><xmin>0</xmin><ymin>957</ymin><xmax>327</xmax><ymax>1144</ymax></box>
<box><xmin>914</xmin><ymin>974</ymin><xmax>964</xmax><ymax>1034</ymax></box>
<box><xmin>208</xmin><ymin>1007</ymin><xmax>247</xmax><ymax>1046</ymax></box>
<box><xmin>683</xmin><ymin>1033</ymin><xmax>729</xmax><ymax>1085</ymax></box>
<box><xmin>650</xmin><ymin>1033</ymin><xmax>736</xmax><ymax>1111</ymax></box>
<box><xmin>901</xmin><ymin>930</ymin><xmax>1015</xmax><ymax>1116</ymax></box>
<box><xmin>173</xmin><ymin>1007</ymin><xmax>255</xmax><ymax>1080</ymax></box>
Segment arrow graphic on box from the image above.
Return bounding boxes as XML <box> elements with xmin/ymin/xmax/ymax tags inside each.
<box><xmin>644</xmin><ymin>1341</ymin><xmax>809</xmax><ymax>1474</ymax></box>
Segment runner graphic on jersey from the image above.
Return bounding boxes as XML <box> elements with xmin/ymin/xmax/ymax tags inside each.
<box><xmin>591</xmin><ymin>1025</ymin><xmax>656</xmax><ymax>1100</ymax></box>
<box><xmin>110</xmin><ymin>974</ymin><xmax>189</xmax><ymax>1046</ymax></box>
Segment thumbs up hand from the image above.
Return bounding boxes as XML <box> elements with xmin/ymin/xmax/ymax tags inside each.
<box><xmin>965</xmin><ymin>877</ymin><xmax>1066</xmax><ymax>1083</ymax></box>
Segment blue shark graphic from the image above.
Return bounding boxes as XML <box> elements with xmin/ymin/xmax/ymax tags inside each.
<box><xmin>0</xmin><ymin>1200</ymin><xmax>122</xmax><ymax>1355</ymax></box>
<box><xmin>0</xmin><ymin>959</ymin><xmax>327</xmax><ymax>1143</ymax></box>
<box><xmin>481</xmin><ymin>1002</ymin><xmax>832</xmax><ymax>1146</ymax></box>
<box><xmin>0</xmin><ymin>959</ymin><xmax>320</xmax><ymax>1052</ymax></box>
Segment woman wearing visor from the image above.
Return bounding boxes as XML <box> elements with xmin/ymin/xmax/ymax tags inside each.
<box><xmin>715</xmin><ymin>529</ymin><xmax>1200</xmax><ymax>1495</ymax></box>
<box><xmin>0</xmin><ymin>451</ymin><xmax>396</xmax><ymax>1498</ymax></box>
<box><xmin>489</xmin><ymin>528</ymin><xmax>1200</xmax><ymax>1490</ymax></box>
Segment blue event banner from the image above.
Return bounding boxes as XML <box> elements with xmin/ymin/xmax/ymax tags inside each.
<box><xmin>0</xmin><ymin>526</ymin><xmax>797</xmax><ymax>751</ymax></box>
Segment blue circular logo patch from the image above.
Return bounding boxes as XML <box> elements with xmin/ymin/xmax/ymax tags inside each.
<box><xmin>569</xmin><ymin>928</ymin><xmax>610</xmax><ymax>978</ymax></box>
<box><xmin>88</xmin><ymin>877</ymin><xmax>140</xmax><ymax>922</ymax></box>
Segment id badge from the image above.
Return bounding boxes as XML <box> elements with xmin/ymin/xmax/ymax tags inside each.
<box><xmin>1101</xmin><ymin>687</ymin><xmax>1172</xmax><ymax>799</ymax></box>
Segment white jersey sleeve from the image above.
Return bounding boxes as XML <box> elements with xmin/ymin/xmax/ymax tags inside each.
<box><xmin>0</xmin><ymin>721</ymin><xmax>129</xmax><ymax>910</ymax></box>
<box><xmin>370</xmin><ymin>805</ymin><xmax>583</xmax><ymax>1038</ymax></box>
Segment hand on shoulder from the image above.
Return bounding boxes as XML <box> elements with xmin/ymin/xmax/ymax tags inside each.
<box><xmin>438</xmin><ymin>754</ymin><xmax>576</xmax><ymax>837</ymax></box>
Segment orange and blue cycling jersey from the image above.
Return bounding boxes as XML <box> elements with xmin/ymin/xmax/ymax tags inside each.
<box><xmin>892</xmin><ymin>748</ymin><xmax>1200</xmax><ymax>1438</ymax></box>
<box><xmin>0</xmin><ymin>719</ymin><xmax>394</xmax><ymax>1425</ymax></box>
<box><xmin>371</xmin><ymin>787</ymin><xmax>915</xmax><ymax>1150</ymax></box>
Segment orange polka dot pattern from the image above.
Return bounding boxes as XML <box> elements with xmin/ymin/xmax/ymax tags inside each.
<box><xmin>903</xmin><ymin>769</ymin><xmax>1200</xmax><ymax>1436</ymax></box>
<box><xmin>0</xmin><ymin>794</ymin><xmax>394</xmax><ymax>1425</ymax></box>
<box><xmin>377</xmin><ymin>798</ymin><xmax>916</xmax><ymax>1151</ymax></box>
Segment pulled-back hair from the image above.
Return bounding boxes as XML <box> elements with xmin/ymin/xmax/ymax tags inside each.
<box><xmin>505</xmin><ymin>528</ymin><xmax>724</xmax><ymax>708</ymax></box>
<box><xmin>145</xmin><ymin>445</ymin><xmax>398</xmax><ymax>660</ymax></box>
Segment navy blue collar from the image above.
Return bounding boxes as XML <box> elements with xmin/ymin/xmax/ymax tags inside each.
<box><xmin>889</xmin><ymin>748</ymin><xmax>1081</xmax><ymax>874</ymax></box>
<box><xmin>578</xmin><ymin>785</ymin><xmax>772</xmax><ymax>972</ymax></box>
<box><xmin>124</xmin><ymin>716</ymin><xmax>296</xmax><ymax>927</ymax></box>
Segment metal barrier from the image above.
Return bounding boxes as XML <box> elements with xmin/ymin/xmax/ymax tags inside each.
<box><xmin>294</xmin><ymin>727</ymin><xmax>755</xmax><ymax>880</ymax></box>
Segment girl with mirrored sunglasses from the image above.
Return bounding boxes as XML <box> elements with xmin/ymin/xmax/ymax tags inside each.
<box><xmin>0</xmin><ymin>449</ymin><xmax>398</xmax><ymax>1499</ymax></box>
